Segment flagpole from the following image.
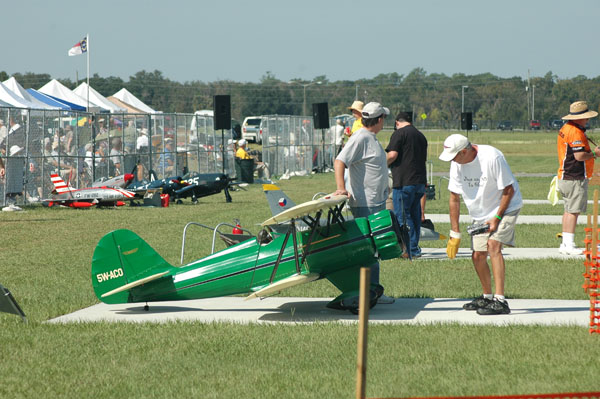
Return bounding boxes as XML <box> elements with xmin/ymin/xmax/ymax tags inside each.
<box><xmin>86</xmin><ymin>33</ymin><xmax>90</xmax><ymax>112</ymax></box>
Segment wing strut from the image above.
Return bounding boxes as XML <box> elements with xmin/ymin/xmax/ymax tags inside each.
<box><xmin>269</xmin><ymin>219</ymin><xmax>301</xmax><ymax>283</ymax></box>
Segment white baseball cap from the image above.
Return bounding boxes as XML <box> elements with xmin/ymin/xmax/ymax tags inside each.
<box><xmin>361</xmin><ymin>102</ymin><xmax>390</xmax><ymax>119</ymax></box>
<box><xmin>9</xmin><ymin>145</ymin><xmax>23</xmax><ymax>156</ymax></box>
<box><xmin>238</xmin><ymin>138</ymin><xmax>247</xmax><ymax>146</ymax></box>
<box><xmin>439</xmin><ymin>134</ymin><xmax>470</xmax><ymax>162</ymax></box>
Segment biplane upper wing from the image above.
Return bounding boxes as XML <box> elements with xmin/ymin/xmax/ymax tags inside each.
<box><xmin>261</xmin><ymin>194</ymin><xmax>347</xmax><ymax>226</ymax></box>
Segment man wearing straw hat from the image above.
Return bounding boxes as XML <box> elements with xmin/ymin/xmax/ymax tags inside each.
<box><xmin>557</xmin><ymin>100</ymin><xmax>600</xmax><ymax>255</ymax></box>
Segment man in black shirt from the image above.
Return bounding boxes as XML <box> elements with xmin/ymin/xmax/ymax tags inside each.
<box><xmin>385</xmin><ymin>112</ymin><xmax>428</xmax><ymax>257</ymax></box>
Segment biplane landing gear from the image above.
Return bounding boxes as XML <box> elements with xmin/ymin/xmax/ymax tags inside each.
<box><xmin>176</xmin><ymin>199</ymin><xmax>183</xmax><ymax>205</ymax></box>
<box><xmin>327</xmin><ymin>286</ymin><xmax>380</xmax><ymax>314</ymax></box>
<box><xmin>144</xmin><ymin>303</ymin><xmax>149</xmax><ymax>311</ymax></box>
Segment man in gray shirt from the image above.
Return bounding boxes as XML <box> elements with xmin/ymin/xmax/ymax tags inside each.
<box><xmin>334</xmin><ymin>102</ymin><xmax>393</xmax><ymax>304</ymax></box>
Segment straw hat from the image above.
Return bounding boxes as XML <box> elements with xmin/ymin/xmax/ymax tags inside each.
<box><xmin>562</xmin><ymin>101</ymin><xmax>598</xmax><ymax>120</ymax></box>
<box><xmin>348</xmin><ymin>100</ymin><xmax>364</xmax><ymax>112</ymax></box>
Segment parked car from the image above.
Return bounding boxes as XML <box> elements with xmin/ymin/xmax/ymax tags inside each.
<box><xmin>530</xmin><ymin>120</ymin><xmax>541</xmax><ymax>130</ymax></box>
<box><xmin>549</xmin><ymin>119</ymin><xmax>565</xmax><ymax>130</ymax></box>
<box><xmin>242</xmin><ymin>116</ymin><xmax>263</xmax><ymax>144</ymax></box>
<box><xmin>497</xmin><ymin>121</ymin><xmax>513</xmax><ymax>131</ymax></box>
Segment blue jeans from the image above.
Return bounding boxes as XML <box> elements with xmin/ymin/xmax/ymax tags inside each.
<box><xmin>393</xmin><ymin>184</ymin><xmax>426</xmax><ymax>255</ymax></box>
<box><xmin>351</xmin><ymin>204</ymin><xmax>385</xmax><ymax>285</ymax></box>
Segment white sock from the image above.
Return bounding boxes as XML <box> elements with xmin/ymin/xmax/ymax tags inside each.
<box><xmin>483</xmin><ymin>294</ymin><xmax>493</xmax><ymax>300</ymax></box>
<box><xmin>494</xmin><ymin>294</ymin><xmax>505</xmax><ymax>302</ymax></box>
<box><xmin>562</xmin><ymin>232</ymin><xmax>575</xmax><ymax>247</ymax></box>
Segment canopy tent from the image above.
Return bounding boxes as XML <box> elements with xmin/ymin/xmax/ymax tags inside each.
<box><xmin>26</xmin><ymin>89</ymin><xmax>77</xmax><ymax>110</ymax></box>
<box><xmin>3</xmin><ymin>77</ymin><xmax>60</xmax><ymax>110</ymax></box>
<box><xmin>0</xmin><ymin>98</ymin><xmax>12</xmax><ymax>107</ymax></box>
<box><xmin>107</xmin><ymin>96</ymin><xmax>145</xmax><ymax>114</ymax></box>
<box><xmin>0</xmin><ymin>81</ymin><xmax>45</xmax><ymax>109</ymax></box>
<box><xmin>39</xmin><ymin>79</ymin><xmax>107</xmax><ymax>112</ymax></box>
<box><xmin>112</xmin><ymin>88</ymin><xmax>157</xmax><ymax>114</ymax></box>
<box><xmin>73</xmin><ymin>83</ymin><xmax>127</xmax><ymax>113</ymax></box>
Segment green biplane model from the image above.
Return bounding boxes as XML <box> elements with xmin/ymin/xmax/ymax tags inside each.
<box><xmin>91</xmin><ymin>194</ymin><xmax>406</xmax><ymax>313</ymax></box>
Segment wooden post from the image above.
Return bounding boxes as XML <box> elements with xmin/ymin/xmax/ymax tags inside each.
<box><xmin>356</xmin><ymin>267</ymin><xmax>370</xmax><ymax>399</ymax></box>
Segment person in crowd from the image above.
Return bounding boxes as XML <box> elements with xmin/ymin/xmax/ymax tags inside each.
<box><xmin>0</xmin><ymin>119</ymin><xmax>7</xmax><ymax>145</ymax></box>
<box><xmin>158</xmin><ymin>138</ymin><xmax>175</xmax><ymax>176</ymax></box>
<box><xmin>386</xmin><ymin>112</ymin><xmax>428</xmax><ymax>258</ymax></box>
<box><xmin>347</xmin><ymin>100</ymin><xmax>364</xmax><ymax>137</ymax></box>
<box><xmin>136</xmin><ymin>128</ymin><xmax>149</xmax><ymax>152</ymax></box>
<box><xmin>331</xmin><ymin>119</ymin><xmax>345</xmax><ymax>156</ymax></box>
<box><xmin>2</xmin><ymin>145</ymin><xmax>25</xmax><ymax>211</ymax></box>
<box><xmin>235</xmin><ymin>138</ymin><xmax>270</xmax><ymax>179</ymax></box>
<box><xmin>556</xmin><ymin>100</ymin><xmax>600</xmax><ymax>255</ymax></box>
<box><xmin>109</xmin><ymin>137</ymin><xmax>124</xmax><ymax>175</ymax></box>
<box><xmin>440</xmin><ymin>134</ymin><xmax>522</xmax><ymax>315</ymax></box>
<box><xmin>334</xmin><ymin>102</ymin><xmax>394</xmax><ymax>304</ymax></box>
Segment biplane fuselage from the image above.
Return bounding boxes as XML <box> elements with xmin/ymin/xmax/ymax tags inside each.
<box><xmin>92</xmin><ymin>199</ymin><xmax>404</xmax><ymax>312</ymax></box>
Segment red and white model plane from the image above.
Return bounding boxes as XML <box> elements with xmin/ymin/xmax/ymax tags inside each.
<box><xmin>42</xmin><ymin>174</ymin><xmax>135</xmax><ymax>208</ymax></box>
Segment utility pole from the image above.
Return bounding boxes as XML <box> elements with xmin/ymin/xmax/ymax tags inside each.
<box><xmin>532</xmin><ymin>85</ymin><xmax>535</xmax><ymax>120</ymax></box>
<box><xmin>461</xmin><ymin>85</ymin><xmax>468</xmax><ymax>113</ymax></box>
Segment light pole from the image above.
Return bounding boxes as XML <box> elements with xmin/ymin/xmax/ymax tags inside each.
<box><xmin>461</xmin><ymin>85</ymin><xmax>468</xmax><ymax>113</ymax></box>
<box><xmin>532</xmin><ymin>85</ymin><xmax>535</xmax><ymax>120</ymax></box>
<box><xmin>302</xmin><ymin>81</ymin><xmax>322</xmax><ymax>116</ymax></box>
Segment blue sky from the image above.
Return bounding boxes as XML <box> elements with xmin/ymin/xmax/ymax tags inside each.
<box><xmin>2</xmin><ymin>0</ymin><xmax>599</xmax><ymax>84</ymax></box>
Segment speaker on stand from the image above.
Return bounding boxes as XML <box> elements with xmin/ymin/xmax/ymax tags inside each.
<box><xmin>214</xmin><ymin>95</ymin><xmax>231</xmax><ymax>173</ymax></box>
<box><xmin>312</xmin><ymin>103</ymin><xmax>330</xmax><ymax>172</ymax></box>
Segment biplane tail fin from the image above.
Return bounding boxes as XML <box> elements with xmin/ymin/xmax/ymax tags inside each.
<box><xmin>263</xmin><ymin>184</ymin><xmax>296</xmax><ymax>216</ymax></box>
<box><xmin>91</xmin><ymin>229</ymin><xmax>174</xmax><ymax>304</ymax></box>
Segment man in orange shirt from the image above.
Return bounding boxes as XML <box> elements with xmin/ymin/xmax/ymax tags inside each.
<box><xmin>557</xmin><ymin>101</ymin><xmax>600</xmax><ymax>255</ymax></box>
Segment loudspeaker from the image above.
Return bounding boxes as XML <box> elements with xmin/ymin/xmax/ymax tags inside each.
<box><xmin>312</xmin><ymin>102</ymin><xmax>330</xmax><ymax>129</ymax></box>
<box><xmin>461</xmin><ymin>112</ymin><xmax>472</xmax><ymax>130</ymax></box>
<box><xmin>213</xmin><ymin>95</ymin><xmax>231</xmax><ymax>130</ymax></box>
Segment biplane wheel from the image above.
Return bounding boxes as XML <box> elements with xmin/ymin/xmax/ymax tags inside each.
<box><xmin>349</xmin><ymin>289</ymin><xmax>378</xmax><ymax>314</ymax></box>
<box><xmin>144</xmin><ymin>304</ymin><xmax>149</xmax><ymax>311</ymax></box>
<box><xmin>176</xmin><ymin>199</ymin><xmax>183</xmax><ymax>205</ymax></box>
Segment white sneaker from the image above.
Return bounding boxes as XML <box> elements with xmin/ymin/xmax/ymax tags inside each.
<box><xmin>27</xmin><ymin>196</ymin><xmax>40</xmax><ymax>203</ymax></box>
<box><xmin>377</xmin><ymin>294</ymin><xmax>395</xmax><ymax>304</ymax></box>
<box><xmin>559</xmin><ymin>244</ymin><xmax>583</xmax><ymax>256</ymax></box>
<box><xmin>2</xmin><ymin>204</ymin><xmax>22</xmax><ymax>212</ymax></box>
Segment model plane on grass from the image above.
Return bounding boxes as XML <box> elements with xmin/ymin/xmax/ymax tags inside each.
<box><xmin>91</xmin><ymin>194</ymin><xmax>406</xmax><ymax>313</ymax></box>
<box><xmin>127</xmin><ymin>170</ymin><xmax>240</xmax><ymax>204</ymax></box>
<box><xmin>262</xmin><ymin>184</ymin><xmax>445</xmax><ymax>241</ymax></box>
<box><xmin>42</xmin><ymin>174</ymin><xmax>136</xmax><ymax>208</ymax></box>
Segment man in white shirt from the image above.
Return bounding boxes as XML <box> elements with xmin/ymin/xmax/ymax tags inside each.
<box><xmin>334</xmin><ymin>102</ymin><xmax>394</xmax><ymax>304</ymax></box>
<box><xmin>439</xmin><ymin>134</ymin><xmax>522</xmax><ymax>315</ymax></box>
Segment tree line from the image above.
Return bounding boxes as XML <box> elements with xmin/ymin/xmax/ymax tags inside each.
<box><xmin>2</xmin><ymin>68</ymin><xmax>600</xmax><ymax>128</ymax></box>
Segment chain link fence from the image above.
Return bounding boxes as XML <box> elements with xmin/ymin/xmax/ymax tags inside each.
<box><xmin>0</xmin><ymin>107</ymin><xmax>234</xmax><ymax>207</ymax></box>
<box><xmin>260</xmin><ymin>115</ymin><xmax>337</xmax><ymax>177</ymax></box>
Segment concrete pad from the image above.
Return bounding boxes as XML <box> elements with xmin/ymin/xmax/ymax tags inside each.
<box><xmin>418</xmin><ymin>247</ymin><xmax>584</xmax><ymax>260</ymax></box>
<box><xmin>47</xmin><ymin>297</ymin><xmax>589</xmax><ymax>327</ymax></box>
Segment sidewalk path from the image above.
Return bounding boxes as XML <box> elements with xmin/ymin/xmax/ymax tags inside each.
<box><xmin>48</xmin><ymin>297</ymin><xmax>589</xmax><ymax>327</ymax></box>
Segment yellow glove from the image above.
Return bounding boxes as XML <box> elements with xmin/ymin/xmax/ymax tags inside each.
<box><xmin>447</xmin><ymin>231</ymin><xmax>461</xmax><ymax>259</ymax></box>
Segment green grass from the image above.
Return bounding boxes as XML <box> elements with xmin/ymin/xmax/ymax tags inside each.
<box><xmin>1</xmin><ymin>133</ymin><xmax>598</xmax><ymax>398</ymax></box>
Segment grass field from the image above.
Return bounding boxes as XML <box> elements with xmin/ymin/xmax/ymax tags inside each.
<box><xmin>1</xmin><ymin>131</ymin><xmax>599</xmax><ymax>398</ymax></box>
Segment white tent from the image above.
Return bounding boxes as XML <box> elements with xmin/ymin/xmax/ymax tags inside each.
<box><xmin>3</xmin><ymin>77</ymin><xmax>60</xmax><ymax>110</ymax></box>
<box><xmin>73</xmin><ymin>83</ymin><xmax>126</xmax><ymax>113</ymax></box>
<box><xmin>0</xmin><ymin>81</ymin><xmax>41</xmax><ymax>109</ymax></box>
<box><xmin>112</xmin><ymin>88</ymin><xmax>157</xmax><ymax>114</ymax></box>
<box><xmin>39</xmin><ymin>79</ymin><xmax>106</xmax><ymax>111</ymax></box>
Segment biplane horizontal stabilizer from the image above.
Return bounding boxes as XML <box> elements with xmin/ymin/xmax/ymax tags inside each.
<box><xmin>101</xmin><ymin>271</ymin><xmax>170</xmax><ymax>298</ymax></box>
<box><xmin>245</xmin><ymin>273</ymin><xmax>320</xmax><ymax>300</ymax></box>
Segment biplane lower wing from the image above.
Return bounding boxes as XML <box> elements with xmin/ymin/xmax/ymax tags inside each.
<box><xmin>245</xmin><ymin>272</ymin><xmax>320</xmax><ymax>300</ymax></box>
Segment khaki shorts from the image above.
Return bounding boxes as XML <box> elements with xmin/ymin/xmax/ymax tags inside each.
<box><xmin>558</xmin><ymin>179</ymin><xmax>588</xmax><ymax>214</ymax></box>
<box><xmin>471</xmin><ymin>209</ymin><xmax>520</xmax><ymax>252</ymax></box>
